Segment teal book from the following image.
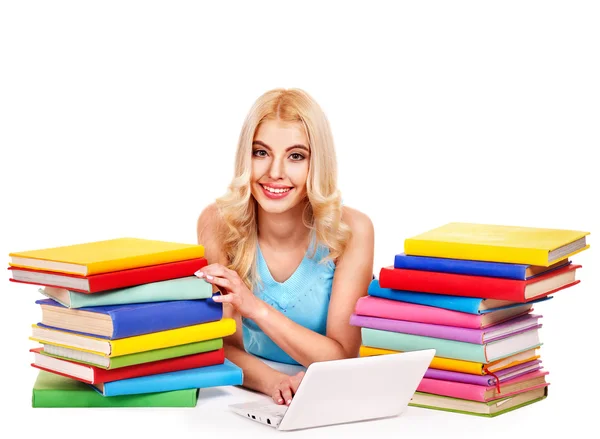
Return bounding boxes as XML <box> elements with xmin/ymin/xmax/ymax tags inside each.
<box><xmin>39</xmin><ymin>276</ymin><xmax>213</xmax><ymax>308</ymax></box>
<box><xmin>32</xmin><ymin>370</ymin><xmax>198</xmax><ymax>407</ymax></box>
<box><xmin>361</xmin><ymin>327</ymin><xmax>542</xmax><ymax>363</ymax></box>
<box><xmin>93</xmin><ymin>359</ymin><xmax>244</xmax><ymax>396</ymax></box>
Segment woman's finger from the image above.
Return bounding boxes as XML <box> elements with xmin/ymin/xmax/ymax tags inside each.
<box><xmin>290</xmin><ymin>371</ymin><xmax>305</xmax><ymax>392</ymax></box>
<box><xmin>280</xmin><ymin>384</ymin><xmax>293</xmax><ymax>405</ymax></box>
<box><xmin>212</xmin><ymin>293</ymin><xmax>234</xmax><ymax>303</ymax></box>
<box><xmin>204</xmin><ymin>276</ymin><xmax>232</xmax><ymax>290</ymax></box>
<box><xmin>195</xmin><ymin>264</ymin><xmax>233</xmax><ymax>280</ymax></box>
<box><xmin>272</xmin><ymin>388</ymin><xmax>285</xmax><ymax>405</ymax></box>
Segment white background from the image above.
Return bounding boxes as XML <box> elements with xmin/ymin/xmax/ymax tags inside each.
<box><xmin>1</xmin><ymin>1</ymin><xmax>598</xmax><ymax>438</ymax></box>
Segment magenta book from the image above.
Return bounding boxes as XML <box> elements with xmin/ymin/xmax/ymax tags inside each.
<box><xmin>350</xmin><ymin>313</ymin><xmax>542</xmax><ymax>344</ymax></box>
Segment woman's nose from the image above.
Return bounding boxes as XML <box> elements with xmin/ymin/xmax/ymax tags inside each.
<box><xmin>268</xmin><ymin>157</ymin><xmax>284</xmax><ymax>179</ymax></box>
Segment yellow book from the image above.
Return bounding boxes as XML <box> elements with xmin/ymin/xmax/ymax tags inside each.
<box><xmin>404</xmin><ymin>222</ymin><xmax>590</xmax><ymax>266</ymax></box>
<box><xmin>9</xmin><ymin>237</ymin><xmax>204</xmax><ymax>275</ymax></box>
<box><xmin>30</xmin><ymin>318</ymin><xmax>236</xmax><ymax>357</ymax></box>
<box><xmin>359</xmin><ymin>346</ymin><xmax>540</xmax><ymax>375</ymax></box>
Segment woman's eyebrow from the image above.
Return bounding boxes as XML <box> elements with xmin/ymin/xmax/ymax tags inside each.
<box><xmin>253</xmin><ymin>140</ymin><xmax>309</xmax><ymax>152</ymax></box>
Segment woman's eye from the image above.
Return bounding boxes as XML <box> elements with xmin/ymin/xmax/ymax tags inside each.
<box><xmin>253</xmin><ymin>149</ymin><xmax>268</xmax><ymax>157</ymax></box>
<box><xmin>290</xmin><ymin>153</ymin><xmax>305</xmax><ymax>161</ymax></box>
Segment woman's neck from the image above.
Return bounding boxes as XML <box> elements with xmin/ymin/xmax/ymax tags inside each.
<box><xmin>257</xmin><ymin>200</ymin><xmax>311</xmax><ymax>251</ymax></box>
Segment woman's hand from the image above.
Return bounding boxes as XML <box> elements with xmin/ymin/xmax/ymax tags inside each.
<box><xmin>271</xmin><ymin>371</ymin><xmax>305</xmax><ymax>405</ymax></box>
<box><xmin>195</xmin><ymin>263</ymin><xmax>267</xmax><ymax>320</ymax></box>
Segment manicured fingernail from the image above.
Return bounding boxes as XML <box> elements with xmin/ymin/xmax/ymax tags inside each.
<box><xmin>195</xmin><ymin>271</ymin><xmax>204</xmax><ymax>278</ymax></box>
<box><xmin>212</xmin><ymin>295</ymin><xmax>222</xmax><ymax>301</ymax></box>
<box><xmin>286</xmin><ymin>399</ymin><xmax>291</xmax><ymax>405</ymax></box>
<box><xmin>206</xmin><ymin>274</ymin><xmax>214</xmax><ymax>280</ymax></box>
<box><xmin>278</xmin><ymin>399</ymin><xmax>283</xmax><ymax>404</ymax></box>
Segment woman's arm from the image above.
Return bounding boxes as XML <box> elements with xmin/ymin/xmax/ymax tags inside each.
<box><xmin>202</xmin><ymin>207</ymin><xmax>375</xmax><ymax>367</ymax></box>
<box><xmin>196</xmin><ymin>204</ymin><xmax>289</xmax><ymax>395</ymax></box>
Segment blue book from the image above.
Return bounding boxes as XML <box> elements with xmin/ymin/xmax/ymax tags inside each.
<box><xmin>393</xmin><ymin>253</ymin><xmax>571</xmax><ymax>280</ymax></box>
<box><xmin>367</xmin><ymin>279</ymin><xmax>552</xmax><ymax>314</ymax></box>
<box><xmin>36</xmin><ymin>296</ymin><xmax>222</xmax><ymax>339</ymax></box>
<box><xmin>93</xmin><ymin>359</ymin><xmax>244</xmax><ymax>396</ymax></box>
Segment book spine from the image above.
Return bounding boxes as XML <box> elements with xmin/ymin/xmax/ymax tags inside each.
<box><xmin>394</xmin><ymin>254</ymin><xmax>527</xmax><ymax>279</ymax></box>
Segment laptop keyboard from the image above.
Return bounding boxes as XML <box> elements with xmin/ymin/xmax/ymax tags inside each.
<box><xmin>256</xmin><ymin>404</ymin><xmax>288</xmax><ymax>417</ymax></box>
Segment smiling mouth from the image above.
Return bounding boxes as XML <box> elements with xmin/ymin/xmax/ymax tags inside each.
<box><xmin>261</xmin><ymin>184</ymin><xmax>292</xmax><ymax>194</ymax></box>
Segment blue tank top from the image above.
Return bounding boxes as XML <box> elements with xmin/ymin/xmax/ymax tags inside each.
<box><xmin>242</xmin><ymin>237</ymin><xmax>336</xmax><ymax>365</ymax></box>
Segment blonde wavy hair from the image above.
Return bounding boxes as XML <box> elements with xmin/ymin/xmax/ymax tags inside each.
<box><xmin>215</xmin><ymin>88</ymin><xmax>352</xmax><ymax>289</ymax></box>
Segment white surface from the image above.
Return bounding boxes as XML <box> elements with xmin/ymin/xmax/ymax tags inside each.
<box><xmin>1</xmin><ymin>1</ymin><xmax>598</xmax><ymax>438</ymax></box>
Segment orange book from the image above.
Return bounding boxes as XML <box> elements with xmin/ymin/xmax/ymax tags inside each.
<box><xmin>9</xmin><ymin>238</ymin><xmax>204</xmax><ymax>276</ymax></box>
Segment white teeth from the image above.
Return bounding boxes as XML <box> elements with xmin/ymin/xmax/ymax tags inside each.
<box><xmin>264</xmin><ymin>186</ymin><xmax>291</xmax><ymax>194</ymax></box>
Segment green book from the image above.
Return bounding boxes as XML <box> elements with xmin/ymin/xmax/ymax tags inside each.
<box><xmin>40</xmin><ymin>338</ymin><xmax>223</xmax><ymax>369</ymax></box>
<box><xmin>32</xmin><ymin>370</ymin><xmax>198</xmax><ymax>407</ymax></box>
<box><xmin>38</xmin><ymin>276</ymin><xmax>213</xmax><ymax>309</ymax></box>
<box><xmin>409</xmin><ymin>386</ymin><xmax>548</xmax><ymax>417</ymax></box>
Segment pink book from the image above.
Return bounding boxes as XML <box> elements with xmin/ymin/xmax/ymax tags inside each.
<box><xmin>417</xmin><ymin>370</ymin><xmax>549</xmax><ymax>402</ymax></box>
<box><xmin>350</xmin><ymin>313</ymin><xmax>542</xmax><ymax>344</ymax></box>
<box><xmin>354</xmin><ymin>296</ymin><xmax>533</xmax><ymax>329</ymax></box>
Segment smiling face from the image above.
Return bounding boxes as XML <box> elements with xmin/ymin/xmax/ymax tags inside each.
<box><xmin>250</xmin><ymin>119</ymin><xmax>310</xmax><ymax>214</ymax></box>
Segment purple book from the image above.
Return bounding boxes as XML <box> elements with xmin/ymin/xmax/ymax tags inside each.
<box><xmin>349</xmin><ymin>313</ymin><xmax>542</xmax><ymax>344</ymax></box>
<box><xmin>425</xmin><ymin>360</ymin><xmax>543</xmax><ymax>385</ymax></box>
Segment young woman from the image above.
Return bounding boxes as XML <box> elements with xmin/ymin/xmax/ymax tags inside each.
<box><xmin>196</xmin><ymin>88</ymin><xmax>374</xmax><ymax>406</ymax></box>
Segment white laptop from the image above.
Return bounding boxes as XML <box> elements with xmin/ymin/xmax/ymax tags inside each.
<box><xmin>228</xmin><ymin>349</ymin><xmax>435</xmax><ymax>431</ymax></box>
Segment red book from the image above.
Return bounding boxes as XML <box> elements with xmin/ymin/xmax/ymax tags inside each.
<box><xmin>30</xmin><ymin>347</ymin><xmax>225</xmax><ymax>384</ymax></box>
<box><xmin>8</xmin><ymin>258</ymin><xmax>207</xmax><ymax>293</ymax></box>
<box><xmin>379</xmin><ymin>264</ymin><xmax>581</xmax><ymax>302</ymax></box>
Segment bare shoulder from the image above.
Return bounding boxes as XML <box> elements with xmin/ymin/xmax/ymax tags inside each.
<box><xmin>196</xmin><ymin>203</ymin><xmax>227</xmax><ymax>264</ymax></box>
<box><xmin>341</xmin><ymin>206</ymin><xmax>374</xmax><ymax>239</ymax></box>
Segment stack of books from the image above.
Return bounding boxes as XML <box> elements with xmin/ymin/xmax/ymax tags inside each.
<box><xmin>8</xmin><ymin>237</ymin><xmax>244</xmax><ymax>408</ymax></box>
<box><xmin>351</xmin><ymin>222</ymin><xmax>590</xmax><ymax>417</ymax></box>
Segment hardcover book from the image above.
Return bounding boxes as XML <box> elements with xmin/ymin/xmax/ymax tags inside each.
<box><xmin>30</xmin><ymin>318</ymin><xmax>236</xmax><ymax>356</ymax></box>
<box><xmin>409</xmin><ymin>386</ymin><xmax>548</xmax><ymax>417</ymax></box>
<box><xmin>31</xmin><ymin>347</ymin><xmax>225</xmax><ymax>384</ymax></box>
<box><xmin>379</xmin><ymin>264</ymin><xmax>580</xmax><ymax>302</ymax></box>
<box><xmin>355</xmin><ymin>295</ymin><xmax>534</xmax><ymax>329</ymax></box>
<box><xmin>404</xmin><ymin>222</ymin><xmax>589</xmax><ymax>266</ymax></box>
<box><xmin>38</xmin><ymin>338</ymin><xmax>223</xmax><ymax>369</ymax></box>
<box><xmin>32</xmin><ymin>370</ymin><xmax>198</xmax><ymax>408</ymax></box>
<box><xmin>367</xmin><ymin>279</ymin><xmax>551</xmax><ymax>314</ymax></box>
<box><xmin>394</xmin><ymin>253</ymin><xmax>570</xmax><ymax>280</ymax></box>
<box><xmin>350</xmin><ymin>313</ymin><xmax>542</xmax><ymax>344</ymax></box>
<box><xmin>35</xmin><ymin>296</ymin><xmax>222</xmax><ymax>338</ymax></box>
<box><xmin>9</xmin><ymin>237</ymin><xmax>205</xmax><ymax>276</ymax></box>
<box><xmin>38</xmin><ymin>276</ymin><xmax>213</xmax><ymax>308</ymax></box>
<box><xmin>92</xmin><ymin>359</ymin><xmax>244</xmax><ymax>397</ymax></box>
<box><xmin>9</xmin><ymin>258</ymin><xmax>208</xmax><ymax>293</ymax></box>
<box><xmin>361</xmin><ymin>327</ymin><xmax>542</xmax><ymax>363</ymax></box>
<box><xmin>359</xmin><ymin>346</ymin><xmax>540</xmax><ymax>375</ymax></box>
